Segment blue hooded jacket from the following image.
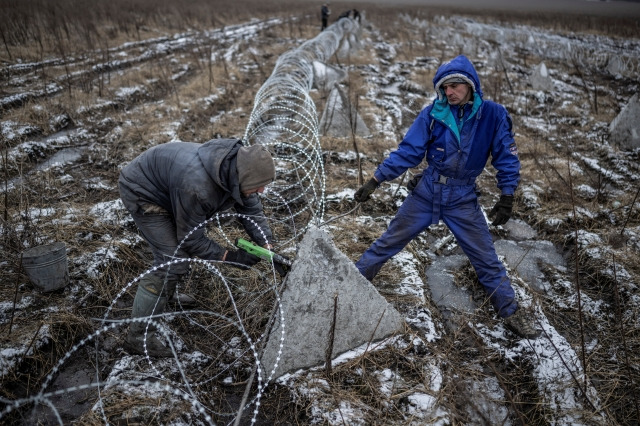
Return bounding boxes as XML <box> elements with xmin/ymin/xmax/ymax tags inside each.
<box><xmin>373</xmin><ymin>55</ymin><xmax>520</xmax><ymax>196</ymax></box>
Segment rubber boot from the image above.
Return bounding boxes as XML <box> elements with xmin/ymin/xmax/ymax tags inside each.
<box><xmin>124</xmin><ymin>277</ymin><xmax>173</xmax><ymax>357</ymax></box>
<box><xmin>165</xmin><ymin>275</ymin><xmax>197</xmax><ymax>309</ymax></box>
<box><xmin>169</xmin><ymin>292</ymin><xmax>197</xmax><ymax>308</ymax></box>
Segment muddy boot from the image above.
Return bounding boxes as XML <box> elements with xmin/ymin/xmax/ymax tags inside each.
<box><xmin>124</xmin><ymin>330</ymin><xmax>173</xmax><ymax>357</ymax></box>
<box><xmin>124</xmin><ymin>277</ymin><xmax>173</xmax><ymax>357</ymax></box>
<box><xmin>503</xmin><ymin>308</ymin><xmax>541</xmax><ymax>339</ymax></box>
<box><xmin>163</xmin><ymin>275</ymin><xmax>197</xmax><ymax>309</ymax></box>
<box><xmin>169</xmin><ymin>292</ymin><xmax>197</xmax><ymax>308</ymax></box>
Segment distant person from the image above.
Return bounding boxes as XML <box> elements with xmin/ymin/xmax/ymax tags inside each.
<box><xmin>321</xmin><ymin>3</ymin><xmax>330</xmax><ymax>31</ymax></box>
<box><xmin>353</xmin><ymin>55</ymin><xmax>540</xmax><ymax>339</ymax></box>
<box><xmin>119</xmin><ymin>139</ymin><xmax>277</xmax><ymax>356</ymax></box>
<box><xmin>352</xmin><ymin>9</ymin><xmax>361</xmax><ymax>23</ymax></box>
<box><xmin>337</xmin><ymin>9</ymin><xmax>353</xmax><ymax>20</ymax></box>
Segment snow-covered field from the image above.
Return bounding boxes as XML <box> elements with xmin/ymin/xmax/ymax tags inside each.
<box><xmin>1</xmin><ymin>1</ymin><xmax>639</xmax><ymax>424</ymax></box>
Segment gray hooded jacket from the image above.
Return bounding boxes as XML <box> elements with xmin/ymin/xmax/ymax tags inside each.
<box><xmin>119</xmin><ymin>138</ymin><xmax>272</xmax><ymax>260</ymax></box>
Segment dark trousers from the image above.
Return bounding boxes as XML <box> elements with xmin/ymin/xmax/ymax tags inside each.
<box><xmin>119</xmin><ymin>183</ymin><xmax>189</xmax><ymax>286</ymax></box>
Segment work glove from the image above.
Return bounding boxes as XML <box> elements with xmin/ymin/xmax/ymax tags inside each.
<box><xmin>273</xmin><ymin>255</ymin><xmax>291</xmax><ymax>277</ymax></box>
<box><xmin>224</xmin><ymin>249</ymin><xmax>261</xmax><ymax>269</ymax></box>
<box><xmin>488</xmin><ymin>195</ymin><xmax>514</xmax><ymax>226</ymax></box>
<box><xmin>406</xmin><ymin>172</ymin><xmax>423</xmax><ymax>192</ymax></box>
<box><xmin>354</xmin><ymin>178</ymin><xmax>379</xmax><ymax>202</ymax></box>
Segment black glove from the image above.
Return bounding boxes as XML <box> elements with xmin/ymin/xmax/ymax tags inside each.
<box><xmin>273</xmin><ymin>255</ymin><xmax>291</xmax><ymax>277</ymax></box>
<box><xmin>407</xmin><ymin>172</ymin><xmax>423</xmax><ymax>192</ymax></box>
<box><xmin>489</xmin><ymin>195</ymin><xmax>514</xmax><ymax>226</ymax></box>
<box><xmin>225</xmin><ymin>249</ymin><xmax>261</xmax><ymax>269</ymax></box>
<box><xmin>354</xmin><ymin>178</ymin><xmax>379</xmax><ymax>202</ymax></box>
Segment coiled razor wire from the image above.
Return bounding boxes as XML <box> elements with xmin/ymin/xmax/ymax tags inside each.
<box><xmin>0</xmin><ymin>17</ymin><xmax>360</xmax><ymax>426</ymax></box>
<box><xmin>243</xmin><ymin>17</ymin><xmax>359</xmax><ymax>238</ymax></box>
<box><xmin>0</xmin><ymin>212</ymin><xmax>286</xmax><ymax>426</ymax></box>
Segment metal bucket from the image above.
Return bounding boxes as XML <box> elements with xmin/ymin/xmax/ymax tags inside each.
<box><xmin>22</xmin><ymin>242</ymin><xmax>69</xmax><ymax>292</ymax></box>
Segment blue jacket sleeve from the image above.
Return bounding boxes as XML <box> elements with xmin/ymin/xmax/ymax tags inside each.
<box><xmin>490</xmin><ymin>107</ymin><xmax>520</xmax><ymax>195</ymax></box>
<box><xmin>374</xmin><ymin>107</ymin><xmax>432</xmax><ymax>183</ymax></box>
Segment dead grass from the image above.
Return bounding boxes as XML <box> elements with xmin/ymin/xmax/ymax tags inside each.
<box><xmin>1</xmin><ymin>1</ymin><xmax>639</xmax><ymax>424</ymax></box>
<box><xmin>0</xmin><ymin>0</ymin><xmax>319</xmax><ymax>64</ymax></box>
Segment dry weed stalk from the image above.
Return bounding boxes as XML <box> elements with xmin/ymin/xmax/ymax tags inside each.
<box><xmin>566</xmin><ymin>155</ymin><xmax>588</xmax><ymax>390</ymax></box>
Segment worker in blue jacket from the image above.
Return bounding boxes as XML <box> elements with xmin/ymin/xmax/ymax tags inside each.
<box><xmin>354</xmin><ymin>55</ymin><xmax>539</xmax><ymax>339</ymax></box>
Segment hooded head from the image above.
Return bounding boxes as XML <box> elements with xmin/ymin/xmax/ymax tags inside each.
<box><xmin>433</xmin><ymin>55</ymin><xmax>483</xmax><ymax>101</ymax></box>
<box><xmin>236</xmin><ymin>144</ymin><xmax>276</xmax><ymax>192</ymax></box>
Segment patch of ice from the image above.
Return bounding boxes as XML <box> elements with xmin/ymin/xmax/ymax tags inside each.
<box><xmin>520</xmin><ymin>183</ymin><xmax>541</xmax><ymax>209</ymax></box>
<box><xmin>401</xmin><ymin>392</ymin><xmax>449</xmax><ymax>424</ymax></box>
<box><xmin>325</xmin><ymin>188</ymin><xmax>355</xmax><ymax>202</ymax></box>
<box><xmin>115</xmin><ymin>85</ymin><xmax>144</xmax><ymax>98</ymax></box>
<box><xmin>375</xmin><ymin>368</ymin><xmax>401</xmax><ymax>398</ymax></box>
<box><xmin>390</xmin><ymin>251</ymin><xmax>424</xmax><ymax>300</ymax></box>
<box><xmin>405</xmin><ymin>307</ymin><xmax>440</xmax><ymax>343</ymax></box>
<box><xmin>578</xmin><ymin>156</ymin><xmax>625</xmax><ymax>182</ymax></box>
<box><xmin>575</xmin><ymin>230</ymin><xmax>602</xmax><ymax>247</ymax></box>
<box><xmin>75</xmin><ymin>243</ymin><xmax>122</xmax><ymax>279</ymax></box>
<box><xmin>89</xmin><ymin>199</ymin><xmax>132</xmax><ymax>227</ymax></box>
<box><xmin>321</xmin><ymin>400</ymin><xmax>367</xmax><ymax>425</ymax></box>
<box><xmin>520</xmin><ymin>116</ymin><xmax>556</xmax><ymax>133</ymax></box>
<box><xmin>576</xmin><ymin>184</ymin><xmax>597</xmax><ymax>198</ymax></box>
<box><xmin>84</xmin><ymin>178</ymin><xmax>114</xmax><ymax>191</ymax></box>
<box><xmin>0</xmin><ymin>296</ymin><xmax>35</xmax><ymax>323</ymax></box>
<box><xmin>0</xmin><ymin>324</ymin><xmax>51</xmax><ymax>378</ymax></box>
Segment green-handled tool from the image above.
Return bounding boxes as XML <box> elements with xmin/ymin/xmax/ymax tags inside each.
<box><xmin>235</xmin><ymin>238</ymin><xmax>293</xmax><ymax>267</ymax></box>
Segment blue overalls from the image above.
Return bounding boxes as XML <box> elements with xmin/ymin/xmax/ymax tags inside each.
<box><xmin>355</xmin><ymin>55</ymin><xmax>520</xmax><ymax>318</ymax></box>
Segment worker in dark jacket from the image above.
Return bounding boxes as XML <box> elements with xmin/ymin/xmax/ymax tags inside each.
<box><xmin>119</xmin><ymin>139</ymin><xmax>276</xmax><ymax>356</ymax></box>
<box><xmin>354</xmin><ymin>55</ymin><xmax>539</xmax><ymax>339</ymax></box>
<box><xmin>321</xmin><ymin>3</ymin><xmax>330</xmax><ymax>31</ymax></box>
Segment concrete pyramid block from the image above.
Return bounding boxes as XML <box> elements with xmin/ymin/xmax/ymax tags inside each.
<box><xmin>312</xmin><ymin>61</ymin><xmax>347</xmax><ymax>92</ymax></box>
<box><xmin>260</xmin><ymin>226</ymin><xmax>404</xmax><ymax>378</ymax></box>
<box><xmin>528</xmin><ymin>61</ymin><xmax>553</xmax><ymax>91</ymax></box>
<box><xmin>337</xmin><ymin>33</ymin><xmax>362</xmax><ymax>60</ymax></box>
<box><xmin>319</xmin><ymin>85</ymin><xmax>371</xmax><ymax>137</ymax></box>
<box><xmin>609</xmin><ymin>93</ymin><xmax>640</xmax><ymax>150</ymax></box>
<box><xmin>606</xmin><ymin>56</ymin><xmax>625</xmax><ymax>76</ymax></box>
